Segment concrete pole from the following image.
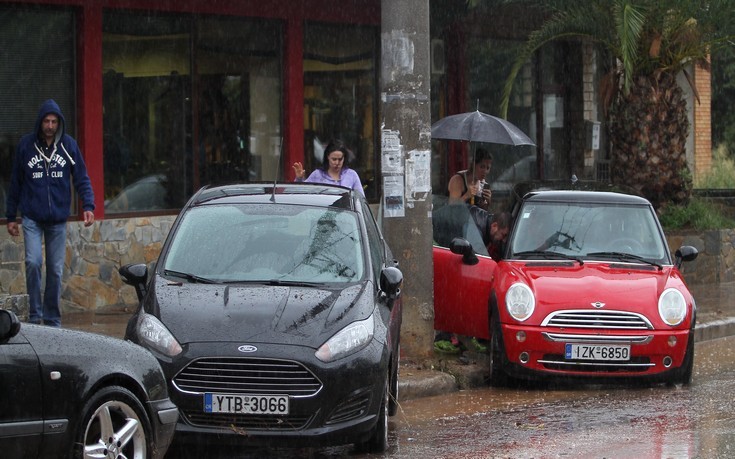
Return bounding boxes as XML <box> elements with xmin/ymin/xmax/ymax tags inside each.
<box><xmin>380</xmin><ymin>0</ymin><xmax>434</xmax><ymax>358</ymax></box>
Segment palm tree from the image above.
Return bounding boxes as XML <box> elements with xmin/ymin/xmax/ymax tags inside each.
<box><xmin>500</xmin><ymin>0</ymin><xmax>735</xmax><ymax>210</ymax></box>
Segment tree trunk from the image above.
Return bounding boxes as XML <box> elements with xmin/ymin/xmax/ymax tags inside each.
<box><xmin>609</xmin><ymin>72</ymin><xmax>692</xmax><ymax>210</ymax></box>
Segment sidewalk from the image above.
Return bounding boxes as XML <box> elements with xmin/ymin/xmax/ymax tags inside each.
<box><xmin>63</xmin><ymin>282</ymin><xmax>735</xmax><ymax>402</ymax></box>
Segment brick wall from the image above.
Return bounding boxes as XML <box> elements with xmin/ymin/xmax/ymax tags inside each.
<box><xmin>693</xmin><ymin>62</ymin><xmax>713</xmax><ymax>181</ymax></box>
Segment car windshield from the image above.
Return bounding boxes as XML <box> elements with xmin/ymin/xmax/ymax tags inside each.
<box><xmin>509</xmin><ymin>201</ymin><xmax>670</xmax><ymax>264</ymax></box>
<box><xmin>163</xmin><ymin>204</ymin><xmax>365</xmax><ymax>283</ymax></box>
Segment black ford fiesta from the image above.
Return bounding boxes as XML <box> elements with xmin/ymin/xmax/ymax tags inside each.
<box><xmin>121</xmin><ymin>183</ymin><xmax>403</xmax><ymax>452</ymax></box>
<box><xmin>0</xmin><ymin>309</ymin><xmax>178</xmax><ymax>458</ymax></box>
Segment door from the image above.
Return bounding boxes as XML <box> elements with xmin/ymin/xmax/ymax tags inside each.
<box><xmin>0</xmin><ymin>331</ymin><xmax>42</xmax><ymax>458</ymax></box>
<box><xmin>432</xmin><ymin>199</ymin><xmax>496</xmax><ymax>339</ymax></box>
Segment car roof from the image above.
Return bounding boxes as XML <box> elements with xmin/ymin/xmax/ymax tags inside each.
<box><xmin>523</xmin><ymin>190</ymin><xmax>652</xmax><ymax>206</ymax></box>
<box><xmin>189</xmin><ymin>182</ymin><xmax>357</xmax><ymax>210</ymax></box>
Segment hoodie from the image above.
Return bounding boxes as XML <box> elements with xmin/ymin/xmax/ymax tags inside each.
<box><xmin>5</xmin><ymin>99</ymin><xmax>95</xmax><ymax>224</ymax></box>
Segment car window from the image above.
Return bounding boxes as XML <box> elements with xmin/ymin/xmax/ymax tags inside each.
<box><xmin>163</xmin><ymin>204</ymin><xmax>365</xmax><ymax>283</ymax></box>
<box><xmin>510</xmin><ymin>202</ymin><xmax>668</xmax><ymax>262</ymax></box>
<box><xmin>432</xmin><ymin>197</ymin><xmax>490</xmax><ymax>257</ymax></box>
<box><xmin>361</xmin><ymin>199</ymin><xmax>385</xmax><ymax>281</ymax></box>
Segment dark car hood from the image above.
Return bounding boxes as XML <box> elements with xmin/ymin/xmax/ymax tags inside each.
<box><xmin>149</xmin><ymin>274</ymin><xmax>371</xmax><ymax>348</ymax></box>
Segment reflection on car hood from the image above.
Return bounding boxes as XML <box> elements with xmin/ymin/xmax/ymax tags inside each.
<box><xmin>502</xmin><ymin>261</ymin><xmax>686</xmax><ymax>313</ymax></box>
<box><xmin>151</xmin><ymin>274</ymin><xmax>370</xmax><ymax>347</ymax></box>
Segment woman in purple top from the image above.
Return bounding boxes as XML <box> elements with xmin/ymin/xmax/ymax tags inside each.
<box><xmin>292</xmin><ymin>140</ymin><xmax>364</xmax><ymax>196</ymax></box>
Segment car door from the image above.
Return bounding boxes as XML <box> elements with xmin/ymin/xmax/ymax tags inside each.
<box><xmin>0</xmin><ymin>328</ymin><xmax>43</xmax><ymax>458</ymax></box>
<box><xmin>432</xmin><ymin>201</ymin><xmax>496</xmax><ymax>340</ymax></box>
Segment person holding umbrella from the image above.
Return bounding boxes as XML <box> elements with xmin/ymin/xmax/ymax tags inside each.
<box><xmin>447</xmin><ymin>147</ymin><xmax>493</xmax><ymax>210</ymax></box>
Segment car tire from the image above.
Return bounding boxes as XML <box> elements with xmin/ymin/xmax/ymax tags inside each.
<box><xmin>388</xmin><ymin>342</ymin><xmax>400</xmax><ymax>416</ymax></box>
<box><xmin>355</xmin><ymin>376</ymin><xmax>389</xmax><ymax>453</ymax></box>
<box><xmin>71</xmin><ymin>385</ymin><xmax>153</xmax><ymax>459</ymax></box>
<box><xmin>488</xmin><ymin>312</ymin><xmax>510</xmax><ymax>387</ymax></box>
<box><xmin>672</xmin><ymin>331</ymin><xmax>695</xmax><ymax>386</ymax></box>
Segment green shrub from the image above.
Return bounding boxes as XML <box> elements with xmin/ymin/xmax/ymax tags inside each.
<box><xmin>694</xmin><ymin>144</ymin><xmax>735</xmax><ymax>189</ymax></box>
<box><xmin>659</xmin><ymin>198</ymin><xmax>735</xmax><ymax>230</ymax></box>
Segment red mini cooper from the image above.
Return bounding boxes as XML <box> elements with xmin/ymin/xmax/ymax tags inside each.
<box><xmin>433</xmin><ymin>189</ymin><xmax>698</xmax><ymax>385</ymax></box>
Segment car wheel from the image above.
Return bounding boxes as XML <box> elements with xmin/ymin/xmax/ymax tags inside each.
<box><xmin>355</xmin><ymin>375</ymin><xmax>389</xmax><ymax>453</ymax></box>
<box><xmin>488</xmin><ymin>312</ymin><xmax>510</xmax><ymax>387</ymax></box>
<box><xmin>71</xmin><ymin>385</ymin><xmax>152</xmax><ymax>459</ymax></box>
<box><xmin>388</xmin><ymin>342</ymin><xmax>400</xmax><ymax>416</ymax></box>
<box><xmin>672</xmin><ymin>331</ymin><xmax>695</xmax><ymax>386</ymax></box>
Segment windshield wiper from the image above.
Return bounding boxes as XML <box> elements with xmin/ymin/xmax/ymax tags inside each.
<box><xmin>513</xmin><ymin>250</ymin><xmax>583</xmax><ymax>265</ymax></box>
<box><xmin>264</xmin><ymin>279</ymin><xmax>326</xmax><ymax>287</ymax></box>
<box><xmin>586</xmin><ymin>252</ymin><xmax>662</xmax><ymax>270</ymax></box>
<box><xmin>163</xmin><ymin>269</ymin><xmax>217</xmax><ymax>283</ymax></box>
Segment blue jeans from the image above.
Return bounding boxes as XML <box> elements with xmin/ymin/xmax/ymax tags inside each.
<box><xmin>22</xmin><ymin>218</ymin><xmax>67</xmax><ymax>327</ymax></box>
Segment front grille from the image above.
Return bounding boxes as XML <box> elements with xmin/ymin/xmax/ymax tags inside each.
<box><xmin>541</xmin><ymin>310</ymin><xmax>653</xmax><ymax>330</ymax></box>
<box><xmin>543</xmin><ymin>332</ymin><xmax>652</xmax><ymax>344</ymax></box>
<box><xmin>173</xmin><ymin>357</ymin><xmax>322</xmax><ymax>397</ymax></box>
<box><xmin>539</xmin><ymin>354</ymin><xmax>653</xmax><ymax>373</ymax></box>
<box><xmin>182</xmin><ymin>411</ymin><xmax>312</xmax><ymax>431</ymax></box>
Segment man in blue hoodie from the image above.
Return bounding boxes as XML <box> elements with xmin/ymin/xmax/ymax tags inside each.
<box><xmin>5</xmin><ymin>99</ymin><xmax>95</xmax><ymax>327</ymax></box>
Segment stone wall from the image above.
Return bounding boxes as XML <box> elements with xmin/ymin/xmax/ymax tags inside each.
<box><xmin>668</xmin><ymin>228</ymin><xmax>735</xmax><ymax>285</ymax></box>
<box><xmin>0</xmin><ymin>216</ymin><xmax>176</xmax><ymax>314</ymax></box>
<box><xmin>1</xmin><ymin>217</ymin><xmax>733</xmax><ymax>315</ymax></box>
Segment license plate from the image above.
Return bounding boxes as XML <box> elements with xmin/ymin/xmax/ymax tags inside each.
<box><xmin>204</xmin><ymin>393</ymin><xmax>289</xmax><ymax>414</ymax></box>
<box><xmin>565</xmin><ymin>343</ymin><xmax>630</xmax><ymax>361</ymax></box>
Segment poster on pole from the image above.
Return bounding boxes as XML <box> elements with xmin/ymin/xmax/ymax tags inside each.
<box><xmin>381</xmin><ymin>129</ymin><xmax>404</xmax><ymax>174</ymax></box>
<box><xmin>383</xmin><ymin>175</ymin><xmax>405</xmax><ymax>218</ymax></box>
<box><xmin>406</xmin><ymin>149</ymin><xmax>431</xmax><ymax>197</ymax></box>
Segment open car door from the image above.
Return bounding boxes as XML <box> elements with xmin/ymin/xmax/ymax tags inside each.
<box><xmin>432</xmin><ymin>201</ymin><xmax>497</xmax><ymax>340</ymax></box>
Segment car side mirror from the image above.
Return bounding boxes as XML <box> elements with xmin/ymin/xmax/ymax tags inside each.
<box><xmin>0</xmin><ymin>309</ymin><xmax>21</xmax><ymax>342</ymax></box>
<box><xmin>674</xmin><ymin>245</ymin><xmax>698</xmax><ymax>269</ymax></box>
<box><xmin>119</xmin><ymin>263</ymin><xmax>149</xmax><ymax>301</ymax></box>
<box><xmin>380</xmin><ymin>266</ymin><xmax>403</xmax><ymax>302</ymax></box>
<box><xmin>449</xmin><ymin>237</ymin><xmax>479</xmax><ymax>266</ymax></box>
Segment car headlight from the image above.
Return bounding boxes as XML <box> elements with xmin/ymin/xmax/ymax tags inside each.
<box><xmin>137</xmin><ymin>313</ymin><xmax>183</xmax><ymax>357</ymax></box>
<box><xmin>506</xmin><ymin>283</ymin><xmax>535</xmax><ymax>322</ymax></box>
<box><xmin>315</xmin><ymin>313</ymin><xmax>374</xmax><ymax>363</ymax></box>
<box><xmin>658</xmin><ymin>288</ymin><xmax>687</xmax><ymax>326</ymax></box>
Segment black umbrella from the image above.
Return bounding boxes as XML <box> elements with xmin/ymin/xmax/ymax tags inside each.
<box><xmin>431</xmin><ymin>110</ymin><xmax>535</xmax><ymax>146</ymax></box>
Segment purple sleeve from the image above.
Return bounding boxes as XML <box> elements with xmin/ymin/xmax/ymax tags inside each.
<box><xmin>345</xmin><ymin>169</ymin><xmax>364</xmax><ymax>196</ymax></box>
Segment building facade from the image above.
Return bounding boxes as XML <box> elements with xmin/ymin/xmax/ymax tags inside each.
<box><xmin>0</xmin><ymin>1</ymin><xmax>712</xmax><ymax>333</ymax></box>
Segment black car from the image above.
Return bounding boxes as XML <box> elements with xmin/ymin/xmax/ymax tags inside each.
<box><xmin>120</xmin><ymin>183</ymin><xmax>403</xmax><ymax>452</ymax></box>
<box><xmin>0</xmin><ymin>309</ymin><xmax>178</xmax><ymax>458</ymax></box>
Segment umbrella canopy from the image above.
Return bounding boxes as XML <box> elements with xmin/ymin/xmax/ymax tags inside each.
<box><xmin>431</xmin><ymin>110</ymin><xmax>535</xmax><ymax>146</ymax></box>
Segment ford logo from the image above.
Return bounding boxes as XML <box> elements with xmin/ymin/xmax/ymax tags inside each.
<box><xmin>237</xmin><ymin>345</ymin><xmax>258</xmax><ymax>353</ymax></box>
<box><xmin>591</xmin><ymin>302</ymin><xmax>605</xmax><ymax>309</ymax></box>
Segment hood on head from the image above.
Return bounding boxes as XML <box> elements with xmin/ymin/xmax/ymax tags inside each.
<box><xmin>35</xmin><ymin>99</ymin><xmax>65</xmax><ymax>144</ymax></box>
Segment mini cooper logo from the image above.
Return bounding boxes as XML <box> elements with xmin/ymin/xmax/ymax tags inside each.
<box><xmin>591</xmin><ymin>302</ymin><xmax>605</xmax><ymax>309</ymax></box>
<box><xmin>237</xmin><ymin>345</ymin><xmax>258</xmax><ymax>353</ymax></box>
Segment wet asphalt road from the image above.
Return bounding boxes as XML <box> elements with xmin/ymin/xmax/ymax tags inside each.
<box><xmin>161</xmin><ymin>335</ymin><xmax>735</xmax><ymax>458</ymax></box>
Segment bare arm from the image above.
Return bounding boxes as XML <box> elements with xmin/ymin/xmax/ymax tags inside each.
<box><xmin>448</xmin><ymin>174</ymin><xmax>475</xmax><ymax>203</ymax></box>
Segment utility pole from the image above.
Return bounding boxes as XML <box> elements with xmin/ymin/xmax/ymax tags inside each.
<box><xmin>380</xmin><ymin>0</ymin><xmax>434</xmax><ymax>357</ymax></box>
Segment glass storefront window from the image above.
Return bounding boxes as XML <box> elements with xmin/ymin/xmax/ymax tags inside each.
<box><xmin>1</xmin><ymin>7</ymin><xmax>75</xmax><ymax>218</ymax></box>
<box><xmin>303</xmin><ymin>23</ymin><xmax>379</xmax><ymax>199</ymax></box>
<box><xmin>466</xmin><ymin>38</ymin><xmax>537</xmax><ymax>194</ymax></box>
<box><xmin>102</xmin><ymin>11</ymin><xmax>281</xmax><ymax>214</ymax></box>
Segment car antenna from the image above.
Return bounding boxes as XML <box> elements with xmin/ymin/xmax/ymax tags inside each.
<box><xmin>271</xmin><ymin>136</ymin><xmax>284</xmax><ymax>202</ymax></box>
